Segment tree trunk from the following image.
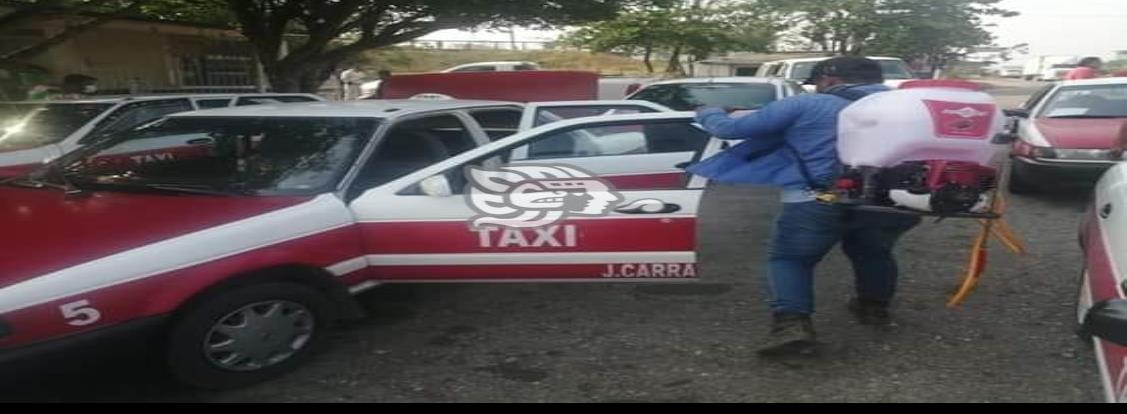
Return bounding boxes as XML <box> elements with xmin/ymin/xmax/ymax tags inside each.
<box><xmin>643</xmin><ymin>45</ymin><xmax>654</xmax><ymax>74</ymax></box>
<box><xmin>265</xmin><ymin>61</ymin><xmax>336</xmax><ymax>94</ymax></box>
<box><xmin>665</xmin><ymin>46</ymin><xmax>684</xmax><ymax>76</ymax></box>
<box><xmin>266</xmin><ymin>67</ymin><xmax>302</xmax><ymax>93</ymax></box>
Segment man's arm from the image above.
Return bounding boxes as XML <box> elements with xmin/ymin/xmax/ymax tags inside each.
<box><xmin>694</xmin><ymin>98</ymin><xmax>804</xmax><ymax>140</ymax></box>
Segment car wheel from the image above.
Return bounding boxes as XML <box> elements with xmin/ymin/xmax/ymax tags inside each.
<box><xmin>167</xmin><ymin>282</ymin><xmax>332</xmax><ymax>389</ymax></box>
<box><xmin>1007</xmin><ymin>164</ymin><xmax>1037</xmax><ymax>195</ymax></box>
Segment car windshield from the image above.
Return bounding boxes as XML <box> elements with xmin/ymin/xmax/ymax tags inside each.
<box><xmin>791</xmin><ymin>60</ymin><xmax>914</xmax><ymax>81</ymax></box>
<box><xmin>61</xmin><ymin>116</ymin><xmax>379</xmax><ymax>195</ymax></box>
<box><xmin>0</xmin><ymin>103</ymin><xmax>113</xmax><ymax>151</ymax></box>
<box><xmin>630</xmin><ymin>83</ymin><xmax>777</xmax><ymax>111</ymax></box>
<box><xmin>1040</xmin><ymin>84</ymin><xmax>1127</xmax><ymax>118</ymax></box>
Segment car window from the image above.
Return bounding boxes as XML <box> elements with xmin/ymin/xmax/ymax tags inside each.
<box><xmin>533</xmin><ymin>105</ymin><xmax>660</xmax><ymax>128</ymax></box>
<box><xmin>735</xmin><ymin>67</ymin><xmax>758</xmax><ymax>76</ymax></box>
<box><xmin>1039</xmin><ymin>84</ymin><xmax>1127</xmax><ymax>118</ymax></box>
<box><xmin>70</xmin><ymin>116</ymin><xmax>378</xmax><ymax>195</ymax></box>
<box><xmin>413</xmin><ymin>119</ymin><xmax>709</xmax><ymax>195</ymax></box>
<box><xmin>235</xmin><ymin>95</ymin><xmax>319</xmax><ymax>106</ymax></box>
<box><xmin>470</xmin><ymin>108</ymin><xmax>523</xmax><ymax>141</ymax></box>
<box><xmin>877</xmin><ymin>60</ymin><xmax>914</xmax><ymax>80</ymax></box>
<box><xmin>526</xmin><ymin>120</ymin><xmax>709</xmax><ymax>160</ymax></box>
<box><xmin>350</xmin><ymin>114</ymin><xmax>478</xmax><ymax>194</ymax></box>
<box><xmin>629</xmin><ymin>83</ymin><xmax>778</xmax><ymax>111</ymax></box>
<box><xmin>0</xmin><ymin>103</ymin><xmax>113</xmax><ymax>151</ymax></box>
<box><xmin>1024</xmin><ymin>85</ymin><xmax>1056</xmax><ymax>110</ymax></box>
<box><xmin>769</xmin><ymin>64</ymin><xmax>784</xmax><ymax>77</ymax></box>
<box><xmin>84</xmin><ymin>99</ymin><xmax>194</xmax><ymax>144</ymax></box>
<box><xmin>450</xmin><ymin>66</ymin><xmax>496</xmax><ymax>73</ymax></box>
<box><xmin>196</xmin><ymin>98</ymin><xmax>233</xmax><ymax>109</ymax></box>
<box><xmin>791</xmin><ymin>62</ymin><xmax>817</xmax><ymax>81</ymax></box>
<box><xmin>513</xmin><ymin>64</ymin><xmax>539</xmax><ymax>71</ymax></box>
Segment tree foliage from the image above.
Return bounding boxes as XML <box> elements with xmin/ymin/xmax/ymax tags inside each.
<box><xmin>220</xmin><ymin>0</ymin><xmax>642</xmax><ymax>92</ymax></box>
<box><xmin>562</xmin><ymin>0</ymin><xmax>783</xmax><ymax>75</ymax></box>
<box><xmin>764</xmin><ymin>0</ymin><xmax>1016</xmax><ymax>71</ymax></box>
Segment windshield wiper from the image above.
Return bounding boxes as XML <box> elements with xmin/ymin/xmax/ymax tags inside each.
<box><xmin>79</xmin><ymin>181</ymin><xmax>254</xmax><ymax>197</ymax></box>
<box><xmin>143</xmin><ymin>184</ymin><xmax>250</xmax><ymax>197</ymax></box>
<box><xmin>2</xmin><ymin>167</ymin><xmax>87</xmax><ymax>197</ymax></box>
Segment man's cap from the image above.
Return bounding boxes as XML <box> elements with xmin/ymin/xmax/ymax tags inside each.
<box><xmin>803</xmin><ymin>56</ymin><xmax>885</xmax><ymax>85</ymax></box>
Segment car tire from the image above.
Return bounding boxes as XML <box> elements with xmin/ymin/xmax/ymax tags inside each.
<box><xmin>166</xmin><ymin>282</ymin><xmax>332</xmax><ymax>389</ymax></box>
<box><xmin>1008</xmin><ymin>164</ymin><xmax>1037</xmax><ymax>195</ymax></box>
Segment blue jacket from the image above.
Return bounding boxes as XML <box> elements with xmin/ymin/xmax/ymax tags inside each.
<box><xmin>690</xmin><ymin>83</ymin><xmax>890</xmax><ymax>201</ymax></box>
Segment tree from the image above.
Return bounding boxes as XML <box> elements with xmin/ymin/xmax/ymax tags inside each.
<box><xmin>218</xmin><ymin>0</ymin><xmax>641</xmax><ymax>92</ymax></box>
<box><xmin>765</xmin><ymin>0</ymin><xmax>1016</xmax><ymax>73</ymax></box>
<box><xmin>562</xmin><ymin>0</ymin><xmax>782</xmax><ymax>75</ymax></box>
<box><xmin>0</xmin><ymin>1</ymin><xmax>145</xmax><ymax>64</ymax></box>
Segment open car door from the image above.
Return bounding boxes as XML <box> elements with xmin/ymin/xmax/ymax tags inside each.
<box><xmin>344</xmin><ymin>112</ymin><xmax>713</xmax><ymax>283</ymax></box>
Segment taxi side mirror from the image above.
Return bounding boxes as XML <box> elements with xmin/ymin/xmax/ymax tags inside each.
<box><xmin>420</xmin><ymin>175</ymin><xmax>454</xmax><ymax>197</ymax></box>
<box><xmin>992</xmin><ymin>132</ymin><xmax>1019</xmax><ymax>145</ymax></box>
<box><xmin>1083</xmin><ymin>299</ymin><xmax>1127</xmax><ymax>346</ymax></box>
<box><xmin>1004</xmin><ymin>108</ymin><xmax>1030</xmax><ymax>119</ymax></box>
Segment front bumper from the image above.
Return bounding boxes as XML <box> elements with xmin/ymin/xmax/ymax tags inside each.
<box><xmin>1012</xmin><ymin>156</ymin><xmax>1117</xmax><ymax>188</ymax></box>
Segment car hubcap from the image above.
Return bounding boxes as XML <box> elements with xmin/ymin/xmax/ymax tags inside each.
<box><xmin>203</xmin><ymin>300</ymin><xmax>315</xmax><ymax>372</ymax></box>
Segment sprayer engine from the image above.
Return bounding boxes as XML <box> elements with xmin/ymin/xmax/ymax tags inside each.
<box><xmin>835</xmin><ymin>161</ymin><xmax>997</xmax><ymax>215</ymax></box>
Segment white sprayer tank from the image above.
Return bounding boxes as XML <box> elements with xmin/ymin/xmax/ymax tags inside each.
<box><xmin>838</xmin><ymin>80</ymin><xmax>1005</xmax><ymax>168</ymax></box>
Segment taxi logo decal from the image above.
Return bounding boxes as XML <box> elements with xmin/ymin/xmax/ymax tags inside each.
<box><xmin>466</xmin><ymin>164</ymin><xmax>630</xmax><ymax>229</ymax></box>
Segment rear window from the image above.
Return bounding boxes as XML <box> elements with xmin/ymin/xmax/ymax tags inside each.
<box><xmin>791</xmin><ymin>60</ymin><xmax>914</xmax><ymax>81</ymax></box>
<box><xmin>630</xmin><ymin>83</ymin><xmax>778</xmax><ymax>111</ymax></box>
<box><xmin>0</xmin><ymin>103</ymin><xmax>113</xmax><ymax>150</ymax></box>
<box><xmin>450</xmin><ymin>66</ymin><xmax>496</xmax><ymax>73</ymax></box>
<box><xmin>235</xmin><ymin>95</ymin><xmax>320</xmax><ymax>106</ymax></box>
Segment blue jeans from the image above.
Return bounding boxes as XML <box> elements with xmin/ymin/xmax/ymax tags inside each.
<box><xmin>767</xmin><ymin>202</ymin><xmax>922</xmax><ymax>315</ymax></box>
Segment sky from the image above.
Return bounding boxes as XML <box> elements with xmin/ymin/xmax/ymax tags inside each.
<box><xmin>989</xmin><ymin>0</ymin><xmax>1127</xmax><ymax>60</ymax></box>
<box><xmin>421</xmin><ymin>0</ymin><xmax>1127</xmax><ymax>61</ymax></box>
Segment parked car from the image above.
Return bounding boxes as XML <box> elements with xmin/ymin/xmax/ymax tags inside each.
<box><xmin>756</xmin><ymin>56</ymin><xmax>919</xmax><ymax>91</ymax></box>
<box><xmin>625</xmin><ymin>77</ymin><xmax>803</xmax><ymax>111</ymax></box>
<box><xmin>1003</xmin><ymin>78</ymin><xmax>1127</xmax><ymax>194</ymax></box>
<box><xmin>1077</xmin><ymin>163</ymin><xmax>1127</xmax><ymax>403</ymax></box>
<box><xmin>0</xmin><ymin>98</ymin><xmax>713</xmax><ymax>389</ymax></box>
<box><xmin>442</xmin><ymin>61</ymin><xmax>541</xmax><ymax>73</ymax></box>
<box><xmin>0</xmin><ymin>93</ymin><xmax>325</xmax><ymax>177</ymax></box>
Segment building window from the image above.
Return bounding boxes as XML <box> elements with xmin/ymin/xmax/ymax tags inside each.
<box><xmin>179</xmin><ymin>54</ymin><xmax>256</xmax><ymax>87</ymax></box>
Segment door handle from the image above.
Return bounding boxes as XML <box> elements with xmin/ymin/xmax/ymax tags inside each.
<box><xmin>187</xmin><ymin>138</ymin><xmax>214</xmax><ymax>146</ymax></box>
<box><xmin>615</xmin><ymin>199</ymin><xmax>682</xmax><ymax>215</ymax></box>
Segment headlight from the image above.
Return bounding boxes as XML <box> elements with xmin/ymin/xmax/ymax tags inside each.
<box><xmin>1013</xmin><ymin>141</ymin><xmax>1057</xmax><ymax>159</ymax></box>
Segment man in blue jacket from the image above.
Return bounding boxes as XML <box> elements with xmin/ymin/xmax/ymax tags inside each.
<box><xmin>693</xmin><ymin>57</ymin><xmax>921</xmax><ymax>356</ymax></box>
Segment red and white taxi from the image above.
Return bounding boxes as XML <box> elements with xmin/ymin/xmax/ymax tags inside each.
<box><xmin>0</xmin><ymin>99</ymin><xmax>708</xmax><ymax>388</ymax></box>
<box><xmin>1005</xmin><ymin>78</ymin><xmax>1127</xmax><ymax>194</ymax></box>
<box><xmin>1078</xmin><ymin>163</ymin><xmax>1127</xmax><ymax>403</ymax></box>
<box><xmin>0</xmin><ymin>94</ymin><xmax>325</xmax><ymax>178</ymax></box>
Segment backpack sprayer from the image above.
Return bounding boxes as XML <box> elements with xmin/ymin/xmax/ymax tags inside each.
<box><xmin>820</xmin><ymin>80</ymin><xmax>1027</xmax><ymax>306</ymax></box>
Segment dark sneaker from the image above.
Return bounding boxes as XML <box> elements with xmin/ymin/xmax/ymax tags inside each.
<box><xmin>848</xmin><ymin>298</ymin><xmax>893</xmax><ymax>327</ymax></box>
<box><xmin>757</xmin><ymin>313</ymin><xmax>817</xmax><ymax>357</ymax></box>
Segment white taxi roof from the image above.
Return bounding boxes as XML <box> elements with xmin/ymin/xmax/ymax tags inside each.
<box><xmin>1058</xmin><ymin>77</ymin><xmax>1127</xmax><ymax>87</ymax></box>
<box><xmin>640</xmin><ymin>77</ymin><xmax>786</xmax><ymax>86</ymax></box>
<box><xmin>170</xmin><ymin>99</ymin><xmax>521</xmax><ymax>119</ymax></box>
<box><xmin>768</xmin><ymin>56</ymin><xmax>905</xmax><ymax>64</ymax></box>
<box><xmin>1</xmin><ymin>93</ymin><xmax>324</xmax><ymax>105</ymax></box>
